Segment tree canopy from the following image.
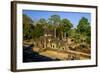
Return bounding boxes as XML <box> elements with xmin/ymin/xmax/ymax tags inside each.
<box><xmin>23</xmin><ymin>14</ymin><xmax>91</xmax><ymax>45</ymax></box>
<box><xmin>48</xmin><ymin>15</ymin><xmax>61</xmax><ymax>26</ymax></box>
<box><xmin>77</xmin><ymin>17</ymin><xmax>90</xmax><ymax>35</ymax></box>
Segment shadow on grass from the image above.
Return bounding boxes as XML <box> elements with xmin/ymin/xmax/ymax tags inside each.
<box><xmin>23</xmin><ymin>46</ymin><xmax>59</xmax><ymax>63</ymax></box>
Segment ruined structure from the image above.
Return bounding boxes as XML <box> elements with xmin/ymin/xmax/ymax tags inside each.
<box><xmin>31</xmin><ymin>28</ymin><xmax>90</xmax><ymax>60</ymax></box>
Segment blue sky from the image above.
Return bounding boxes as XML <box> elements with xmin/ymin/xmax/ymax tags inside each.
<box><xmin>23</xmin><ymin>10</ymin><xmax>91</xmax><ymax>27</ymax></box>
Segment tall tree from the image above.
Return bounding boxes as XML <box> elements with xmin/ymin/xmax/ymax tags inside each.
<box><xmin>60</xmin><ymin>18</ymin><xmax>73</xmax><ymax>38</ymax></box>
<box><xmin>38</xmin><ymin>18</ymin><xmax>47</xmax><ymax>25</ymax></box>
<box><xmin>23</xmin><ymin>14</ymin><xmax>34</xmax><ymax>25</ymax></box>
<box><xmin>48</xmin><ymin>15</ymin><xmax>61</xmax><ymax>38</ymax></box>
<box><xmin>32</xmin><ymin>24</ymin><xmax>44</xmax><ymax>38</ymax></box>
<box><xmin>77</xmin><ymin>17</ymin><xmax>91</xmax><ymax>44</ymax></box>
<box><xmin>77</xmin><ymin>17</ymin><xmax>90</xmax><ymax>35</ymax></box>
<box><xmin>23</xmin><ymin>14</ymin><xmax>34</xmax><ymax>40</ymax></box>
<box><xmin>48</xmin><ymin>15</ymin><xmax>61</xmax><ymax>25</ymax></box>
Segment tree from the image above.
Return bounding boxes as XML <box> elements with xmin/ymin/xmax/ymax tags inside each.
<box><xmin>38</xmin><ymin>18</ymin><xmax>47</xmax><ymax>26</ymax></box>
<box><xmin>23</xmin><ymin>14</ymin><xmax>34</xmax><ymax>40</ymax></box>
<box><xmin>77</xmin><ymin>17</ymin><xmax>91</xmax><ymax>44</ymax></box>
<box><xmin>68</xmin><ymin>28</ymin><xmax>77</xmax><ymax>37</ymax></box>
<box><xmin>77</xmin><ymin>17</ymin><xmax>90</xmax><ymax>35</ymax></box>
<box><xmin>32</xmin><ymin>24</ymin><xmax>44</xmax><ymax>38</ymax></box>
<box><xmin>68</xmin><ymin>28</ymin><xmax>81</xmax><ymax>43</ymax></box>
<box><xmin>60</xmin><ymin>19</ymin><xmax>73</xmax><ymax>38</ymax></box>
<box><xmin>56</xmin><ymin>25</ymin><xmax>63</xmax><ymax>39</ymax></box>
<box><xmin>48</xmin><ymin>15</ymin><xmax>61</xmax><ymax>25</ymax></box>
<box><xmin>23</xmin><ymin>14</ymin><xmax>34</xmax><ymax>25</ymax></box>
<box><xmin>48</xmin><ymin>15</ymin><xmax>61</xmax><ymax>38</ymax></box>
<box><xmin>37</xmin><ymin>18</ymin><xmax>48</xmax><ymax>34</ymax></box>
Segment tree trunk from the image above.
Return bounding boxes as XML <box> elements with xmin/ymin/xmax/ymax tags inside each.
<box><xmin>54</xmin><ymin>28</ymin><xmax>56</xmax><ymax>38</ymax></box>
<box><xmin>64</xmin><ymin>32</ymin><xmax>66</xmax><ymax>38</ymax></box>
<box><xmin>61</xmin><ymin>32</ymin><xmax>63</xmax><ymax>39</ymax></box>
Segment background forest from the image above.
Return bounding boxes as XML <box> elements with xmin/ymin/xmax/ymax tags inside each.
<box><xmin>23</xmin><ymin>13</ymin><xmax>91</xmax><ymax>46</ymax></box>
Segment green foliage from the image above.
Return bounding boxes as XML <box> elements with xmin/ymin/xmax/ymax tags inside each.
<box><xmin>68</xmin><ymin>28</ymin><xmax>77</xmax><ymax>37</ymax></box>
<box><xmin>56</xmin><ymin>18</ymin><xmax>73</xmax><ymax>38</ymax></box>
<box><xmin>23</xmin><ymin>14</ymin><xmax>91</xmax><ymax>46</ymax></box>
<box><xmin>23</xmin><ymin>14</ymin><xmax>34</xmax><ymax>40</ymax></box>
<box><xmin>48</xmin><ymin>15</ymin><xmax>61</xmax><ymax>25</ymax></box>
<box><xmin>77</xmin><ymin>17</ymin><xmax>90</xmax><ymax>35</ymax></box>
<box><xmin>32</xmin><ymin>24</ymin><xmax>44</xmax><ymax>38</ymax></box>
<box><xmin>23</xmin><ymin>14</ymin><xmax>34</xmax><ymax>24</ymax></box>
<box><xmin>61</xmin><ymin>19</ymin><xmax>73</xmax><ymax>32</ymax></box>
<box><xmin>77</xmin><ymin>17</ymin><xmax>91</xmax><ymax>44</ymax></box>
<box><xmin>38</xmin><ymin>18</ymin><xmax>47</xmax><ymax>26</ymax></box>
<box><xmin>23</xmin><ymin>14</ymin><xmax>44</xmax><ymax>39</ymax></box>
